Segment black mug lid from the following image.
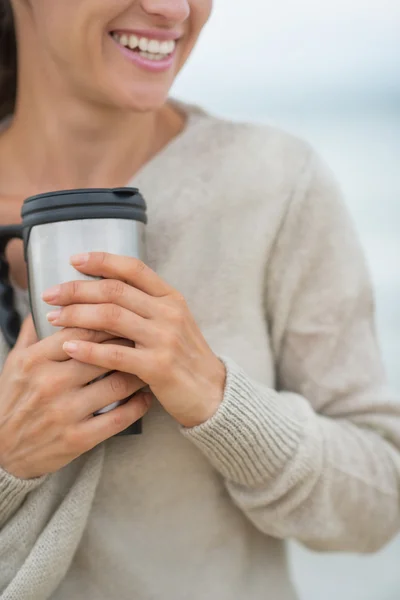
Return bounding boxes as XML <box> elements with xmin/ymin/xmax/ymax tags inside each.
<box><xmin>21</xmin><ymin>187</ymin><xmax>147</xmax><ymax>228</ymax></box>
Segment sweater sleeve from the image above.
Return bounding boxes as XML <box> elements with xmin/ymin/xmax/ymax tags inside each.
<box><xmin>182</xmin><ymin>151</ymin><xmax>400</xmax><ymax>553</ymax></box>
<box><xmin>0</xmin><ymin>466</ymin><xmax>46</xmax><ymax>529</ymax></box>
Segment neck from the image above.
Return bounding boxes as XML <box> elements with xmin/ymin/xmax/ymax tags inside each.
<box><xmin>0</xmin><ymin>79</ymin><xmax>183</xmax><ymax>197</ymax></box>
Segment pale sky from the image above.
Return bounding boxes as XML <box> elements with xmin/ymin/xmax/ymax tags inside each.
<box><xmin>172</xmin><ymin>0</ymin><xmax>399</xmax><ymax>109</ymax></box>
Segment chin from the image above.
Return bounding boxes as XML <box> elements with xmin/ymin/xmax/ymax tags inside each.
<box><xmin>109</xmin><ymin>85</ymin><xmax>170</xmax><ymax>113</ymax></box>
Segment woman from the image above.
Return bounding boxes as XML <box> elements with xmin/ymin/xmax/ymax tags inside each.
<box><xmin>0</xmin><ymin>1</ymin><xmax>399</xmax><ymax>599</ymax></box>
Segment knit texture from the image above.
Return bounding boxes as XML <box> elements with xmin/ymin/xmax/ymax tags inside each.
<box><xmin>1</xmin><ymin>102</ymin><xmax>400</xmax><ymax>600</ymax></box>
<box><xmin>181</xmin><ymin>356</ymin><xmax>306</xmax><ymax>486</ymax></box>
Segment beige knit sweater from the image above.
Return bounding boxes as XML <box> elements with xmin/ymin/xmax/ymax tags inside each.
<box><xmin>1</xmin><ymin>103</ymin><xmax>400</xmax><ymax>600</ymax></box>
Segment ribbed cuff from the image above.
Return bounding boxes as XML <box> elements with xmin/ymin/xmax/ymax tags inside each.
<box><xmin>0</xmin><ymin>466</ymin><xmax>47</xmax><ymax>528</ymax></box>
<box><xmin>181</xmin><ymin>357</ymin><xmax>306</xmax><ymax>487</ymax></box>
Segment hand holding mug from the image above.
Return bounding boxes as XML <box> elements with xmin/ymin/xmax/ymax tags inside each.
<box><xmin>43</xmin><ymin>252</ymin><xmax>227</xmax><ymax>429</ymax></box>
<box><xmin>0</xmin><ymin>318</ymin><xmax>150</xmax><ymax>480</ymax></box>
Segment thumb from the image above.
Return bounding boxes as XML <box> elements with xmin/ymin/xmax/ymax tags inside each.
<box><xmin>14</xmin><ymin>316</ymin><xmax>38</xmax><ymax>349</ymax></box>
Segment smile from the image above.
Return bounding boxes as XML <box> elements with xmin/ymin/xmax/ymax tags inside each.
<box><xmin>111</xmin><ymin>32</ymin><xmax>176</xmax><ymax>62</ymax></box>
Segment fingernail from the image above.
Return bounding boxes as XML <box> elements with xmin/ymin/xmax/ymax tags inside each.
<box><xmin>70</xmin><ymin>253</ymin><xmax>89</xmax><ymax>266</ymax></box>
<box><xmin>42</xmin><ymin>285</ymin><xmax>61</xmax><ymax>302</ymax></box>
<box><xmin>47</xmin><ymin>309</ymin><xmax>62</xmax><ymax>323</ymax></box>
<box><xmin>63</xmin><ymin>341</ymin><xmax>79</xmax><ymax>353</ymax></box>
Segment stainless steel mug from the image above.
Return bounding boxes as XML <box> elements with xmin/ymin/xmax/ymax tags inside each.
<box><xmin>0</xmin><ymin>188</ymin><xmax>147</xmax><ymax>435</ymax></box>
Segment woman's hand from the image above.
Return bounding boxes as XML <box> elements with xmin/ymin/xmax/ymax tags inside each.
<box><xmin>43</xmin><ymin>252</ymin><xmax>226</xmax><ymax>429</ymax></box>
<box><xmin>0</xmin><ymin>318</ymin><xmax>150</xmax><ymax>480</ymax></box>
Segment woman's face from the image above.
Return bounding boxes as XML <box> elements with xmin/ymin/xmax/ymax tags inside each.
<box><xmin>15</xmin><ymin>0</ymin><xmax>212</xmax><ymax>111</ymax></box>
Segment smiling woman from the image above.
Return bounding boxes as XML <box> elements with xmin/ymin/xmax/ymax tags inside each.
<box><xmin>0</xmin><ymin>0</ymin><xmax>209</xmax><ymax>115</ymax></box>
<box><xmin>0</xmin><ymin>2</ymin><xmax>400</xmax><ymax>600</ymax></box>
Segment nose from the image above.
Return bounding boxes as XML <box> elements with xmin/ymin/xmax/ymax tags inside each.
<box><xmin>140</xmin><ymin>0</ymin><xmax>190</xmax><ymax>23</ymax></box>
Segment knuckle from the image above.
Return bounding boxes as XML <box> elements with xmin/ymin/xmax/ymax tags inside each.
<box><xmin>110</xmin><ymin>411</ymin><xmax>126</xmax><ymax>430</ymax></box>
<box><xmin>33</xmin><ymin>372</ymin><xmax>57</xmax><ymax>397</ymax></box>
<box><xmin>161</xmin><ymin>296</ymin><xmax>187</xmax><ymax>323</ymax></box>
<box><xmin>63</xmin><ymin>327</ymin><xmax>93</xmax><ymax>343</ymax></box>
<box><xmin>67</xmin><ymin>328</ymin><xmax>107</xmax><ymax>344</ymax></box>
<box><xmin>108</xmin><ymin>374</ymin><xmax>130</xmax><ymax>396</ymax></box>
<box><xmin>169</xmin><ymin>306</ymin><xmax>185</xmax><ymax>326</ymax></box>
<box><xmin>101</xmin><ymin>279</ymin><xmax>126</xmax><ymax>302</ymax></box>
<box><xmin>172</xmin><ymin>291</ymin><xmax>187</xmax><ymax>308</ymax></box>
<box><xmin>132</xmin><ymin>258</ymin><xmax>146</xmax><ymax>275</ymax></box>
<box><xmin>14</xmin><ymin>349</ymin><xmax>38</xmax><ymax>378</ymax></box>
<box><xmin>109</xmin><ymin>345</ymin><xmax>125</xmax><ymax>365</ymax></box>
<box><xmin>155</xmin><ymin>349</ymin><xmax>174</xmax><ymax>373</ymax></box>
<box><xmin>74</xmin><ymin>328</ymin><xmax>99</xmax><ymax>343</ymax></box>
<box><xmin>159</xmin><ymin>302</ymin><xmax>184</xmax><ymax>324</ymax></box>
<box><xmin>70</xmin><ymin>279</ymin><xmax>81</xmax><ymax>299</ymax></box>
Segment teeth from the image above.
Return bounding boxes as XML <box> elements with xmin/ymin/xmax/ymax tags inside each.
<box><xmin>139</xmin><ymin>51</ymin><xmax>166</xmax><ymax>62</ymax></box>
<box><xmin>147</xmin><ymin>40</ymin><xmax>160</xmax><ymax>54</ymax></box>
<box><xmin>112</xmin><ymin>33</ymin><xmax>176</xmax><ymax>56</ymax></box>
<box><xmin>128</xmin><ymin>34</ymin><xmax>139</xmax><ymax>49</ymax></box>
<box><xmin>138</xmin><ymin>37</ymin><xmax>148</xmax><ymax>51</ymax></box>
<box><xmin>119</xmin><ymin>34</ymin><xmax>129</xmax><ymax>47</ymax></box>
<box><xmin>159</xmin><ymin>41</ymin><xmax>170</xmax><ymax>55</ymax></box>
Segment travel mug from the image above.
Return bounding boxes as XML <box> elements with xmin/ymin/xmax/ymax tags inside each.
<box><xmin>0</xmin><ymin>187</ymin><xmax>147</xmax><ymax>435</ymax></box>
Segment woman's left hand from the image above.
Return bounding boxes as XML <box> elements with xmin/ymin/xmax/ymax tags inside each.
<box><xmin>43</xmin><ymin>252</ymin><xmax>226</xmax><ymax>429</ymax></box>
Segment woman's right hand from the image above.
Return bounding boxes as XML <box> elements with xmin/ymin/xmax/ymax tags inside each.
<box><xmin>0</xmin><ymin>317</ymin><xmax>150</xmax><ymax>480</ymax></box>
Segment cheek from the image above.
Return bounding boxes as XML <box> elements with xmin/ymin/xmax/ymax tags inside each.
<box><xmin>191</xmin><ymin>0</ymin><xmax>213</xmax><ymax>31</ymax></box>
<box><xmin>31</xmin><ymin>0</ymin><xmax>132</xmax><ymax>54</ymax></box>
<box><xmin>31</xmin><ymin>0</ymin><xmax>81</xmax><ymax>32</ymax></box>
<box><xmin>28</xmin><ymin>1</ymin><xmax>89</xmax><ymax>65</ymax></box>
<box><xmin>181</xmin><ymin>0</ymin><xmax>212</xmax><ymax>57</ymax></box>
<box><xmin>69</xmin><ymin>1</ymin><xmax>136</xmax><ymax>57</ymax></box>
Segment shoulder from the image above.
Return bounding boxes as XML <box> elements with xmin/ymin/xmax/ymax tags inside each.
<box><xmin>175</xmin><ymin>102</ymin><xmax>345</xmax><ymax>229</ymax></box>
<box><xmin>181</xmin><ymin>101</ymin><xmax>315</xmax><ymax>190</ymax></box>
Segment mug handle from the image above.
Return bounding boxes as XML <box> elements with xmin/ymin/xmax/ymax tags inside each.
<box><xmin>0</xmin><ymin>224</ymin><xmax>23</xmax><ymax>348</ymax></box>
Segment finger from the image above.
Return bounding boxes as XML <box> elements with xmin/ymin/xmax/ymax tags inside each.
<box><xmin>62</xmin><ymin>340</ymin><xmax>146</xmax><ymax>377</ymax></box>
<box><xmin>47</xmin><ymin>304</ymin><xmax>154</xmax><ymax>346</ymax></box>
<box><xmin>70</xmin><ymin>252</ymin><xmax>172</xmax><ymax>298</ymax></box>
<box><xmin>37</xmin><ymin>327</ymin><xmax>115</xmax><ymax>362</ymax></box>
<box><xmin>77</xmin><ymin>391</ymin><xmax>151</xmax><ymax>444</ymax></box>
<box><xmin>35</xmin><ymin>338</ymin><xmax>132</xmax><ymax>390</ymax></box>
<box><xmin>14</xmin><ymin>316</ymin><xmax>38</xmax><ymax>349</ymax></box>
<box><xmin>51</xmin><ymin>357</ymin><xmax>109</xmax><ymax>389</ymax></box>
<box><xmin>55</xmin><ymin>338</ymin><xmax>133</xmax><ymax>387</ymax></box>
<box><xmin>42</xmin><ymin>278</ymin><xmax>154</xmax><ymax>319</ymax></box>
<box><xmin>74</xmin><ymin>371</ymin><xmax>145</xmax><ymax>419</ymax></box>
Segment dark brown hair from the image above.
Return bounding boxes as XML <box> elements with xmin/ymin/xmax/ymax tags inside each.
<box><xmin>0</xmin><ymin>0</ymin><xmax>17</xmax><ymax>120</ymax></box>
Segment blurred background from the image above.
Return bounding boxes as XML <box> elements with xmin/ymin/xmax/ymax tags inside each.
<box><xmin>171</xmin><ymin>1</ymin><xmax>400</xmax><ymax>599</ymax></box>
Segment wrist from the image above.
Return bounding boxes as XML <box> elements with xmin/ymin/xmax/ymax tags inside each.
<box><xmin>179</xmin><ymin>357</ymin><xmax>226</xmax><ymax>429</ymax></box>
<box><xmin>0</xmin><ymin>461</ymin><xmax>31</xmax><ymax>481</ymax></box>
<box><xmin>0</xmin><ymin>454</ymin><xmax>45</xmax><ymax>480</ymax></box>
